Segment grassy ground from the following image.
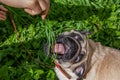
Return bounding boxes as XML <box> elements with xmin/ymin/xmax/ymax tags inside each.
<box><xmin>0</xmin><ymin>0</ymin><xmax>120</xmax><ymax>80</ymax></box>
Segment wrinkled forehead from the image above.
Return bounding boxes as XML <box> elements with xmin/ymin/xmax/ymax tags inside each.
<box><xmin>61</xmin><ymin>30</ymin><xmax>86</xmax><ymax>41</ymax></box>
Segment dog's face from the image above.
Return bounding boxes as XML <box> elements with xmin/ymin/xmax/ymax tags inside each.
<box><xmin>45</xmin><ymin>30</ymin><xmax>88</xmax><ymax>80</ymax></box>
<box><xmin>45</xmin><ymin>30</ymin><xmax>120</xmax><ymax>80</ymax></box>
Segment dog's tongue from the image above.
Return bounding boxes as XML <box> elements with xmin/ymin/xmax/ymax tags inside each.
<box><xmin>54</xmin><ymin>43</ymin><xmax>65</xmax><ymax>54</ymax></box>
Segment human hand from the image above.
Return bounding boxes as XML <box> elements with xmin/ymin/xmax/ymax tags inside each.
<box><xmin>0</xmin><ymin>0</ymin><xmax>50</xmax><ymax>19</ymax></box>
<box><xmin>0</xmin><ymin>5</ymin><xmax>8</xmax><ymax>20</ymax></box>
<box><xmin>24</xmin><ymin>0</ymin><xmax>50</xmax><ymax>19</ymax></box>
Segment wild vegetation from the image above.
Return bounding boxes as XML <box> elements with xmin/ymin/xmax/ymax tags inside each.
<box><xmin>0</xmin><ymin>0</ymin><xmax>120</xmax><ymax>80</ymax></box>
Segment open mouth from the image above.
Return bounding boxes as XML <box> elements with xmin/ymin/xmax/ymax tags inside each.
<box><xmin>54</xmin><ymin>43</ymin><xmax>66</xmax><ymax>54</ymax></box>
<box><xmin>51</xmin><ymin>36</ymin><xmax>79</xmax><ymax>61</ymax></box>
<box><xmin>53</xmin><ymin>43</ymin><xmax>71</xmax><ymax>55</ymax></box>
<box><xmin>44</xmin><ymin>34</ymin><xmax>81</xmax><ymax>62</ymax></box>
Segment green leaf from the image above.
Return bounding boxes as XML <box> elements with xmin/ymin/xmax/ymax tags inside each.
<box><xmin>33</xmin><ymin>69</ymin><xmax>44</xmax><ymax>80</ymax></box>
<box><xmin>47</xmin><ymin>70</ymin><xmax>55</xmax><ymax>79</ymax></box>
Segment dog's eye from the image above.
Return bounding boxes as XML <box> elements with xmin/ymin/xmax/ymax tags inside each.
<box><xmin>74</xmin><ymin>56</ymin><xmax>80</xmax><ymax>63</ymax></box>
<box><xmin>74</xmin><ymin>51</ymin><xmax>85</xmax><ymax>63</ymax></box>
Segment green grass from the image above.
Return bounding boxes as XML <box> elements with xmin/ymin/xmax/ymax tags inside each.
<box><xmin>0</xmin><ymin>0</ymin><xmax>120</xmax><ymax>80</ymax></box>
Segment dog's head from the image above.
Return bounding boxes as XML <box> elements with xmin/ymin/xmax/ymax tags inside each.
<box><xmin>45</xmin><ymin>30</ymin><xmax>89</xmax><ymax>80</ymax></box>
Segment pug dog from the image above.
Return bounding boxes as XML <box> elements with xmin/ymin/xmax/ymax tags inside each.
<box><xmin>44</xmin><ymin>30</ymin><xmax>120</xmax><ymax>80</ymax></box>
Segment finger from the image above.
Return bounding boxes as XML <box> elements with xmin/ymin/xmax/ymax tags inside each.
<box><xmin>0</xmin><ymin>5</ymin><xmax>8</xmax><ymax>12</ymax></box>
<box><xmin>24</xmin><ymin>8</ymin><xmax>41</xmax><ymax>16</ymax></box>
<box><xmin>0</xmin><ymin>11</ymin><xmax>6</xmax><ymax>15</ymax></box>
<box><xmin>38</xmin><ymin>0</ymin><xmax>50</xmax><ymax>19</ymax></box>
<box><xmin>38</xmin><ymin>0</ymin><xmax>47</xmax><ymax>11</ymax></box>
<box><xmin>41</xmin><ymin>11</ymin><xmax>48</xmax><ymax>20</ymax></box>
<box><xmin>0</xmin><ymin>12</ymin><xmax>6</xmax><ymax>20</ymax></box>
<box><xmin>0</xmin><ymin>17</ymin><xmax>6</xmax><ymax>20</ymax></box>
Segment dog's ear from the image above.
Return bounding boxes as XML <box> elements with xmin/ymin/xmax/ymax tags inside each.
<box><xmin>79</xmin><ymin>30</ymin><xmax>93</xmax><ymax>36</ymax></box>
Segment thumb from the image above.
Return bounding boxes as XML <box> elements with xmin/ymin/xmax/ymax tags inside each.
<box><xmin>38</xmin><ymin>0</ymin><xmax>50</xmax><ymax>20</ymax></box>
<box><xmin>0</xmin><ymin>5</ymin><xmax>8</xmax><ymax>12</ymax></box>
<box><xmin>41</xmin><ymin>12</ymin><xmax>47</xmax><ymax>20</ymax></box>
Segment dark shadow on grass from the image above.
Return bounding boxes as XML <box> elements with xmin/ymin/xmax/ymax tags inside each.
<box><xmin>0</xmin><ymin>20</ymin><xmax>15</xmax><ymax>42</ymax></box>
<box><xmin>0</xmin><ymin>37</ymin><xmax>53</xmax><ymax>68</ymax></box>
<box><xmin>0</xmin><ymin>37</ymin><xmax>55</xmax><ymax>79</ymax></box>
<box><xmin>48</xmin><ymin>1</ymin><xmax>112</xmax><ymax>21</ymax></box>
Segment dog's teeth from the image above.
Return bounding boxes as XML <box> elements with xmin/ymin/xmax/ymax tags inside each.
<box><xmin>80</xmin><ymin>67</ymin><xmax>84</xmax><ymax>75</ymax></box>
<box><xmin>76</xmin><ymin>66</ymin><xmax>84</xmax><ymax>75</ymax></box>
